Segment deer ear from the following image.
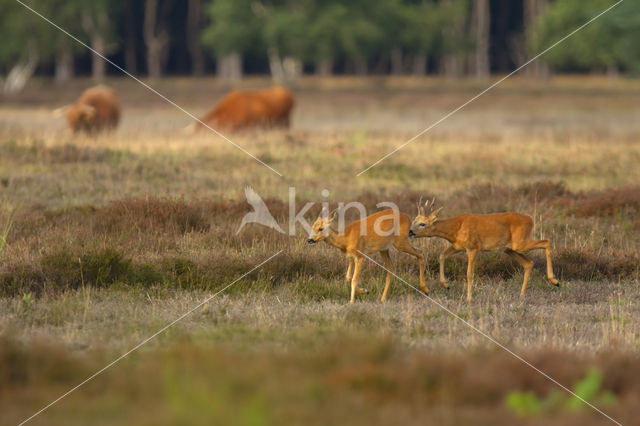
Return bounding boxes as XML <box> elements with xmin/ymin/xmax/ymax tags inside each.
<box><xmin>328</xmin><ymin>208</ymin><xmax>339</xmax><ymax>222</ymax></box>
<box><xmin>319</xmin><ymin>205</ymin><xmax>329</xmax><ymax>218</ymax></box>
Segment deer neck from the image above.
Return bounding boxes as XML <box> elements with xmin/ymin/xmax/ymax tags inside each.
<box><xmin>428</xmin><ymin>218</ymin><xmax>460</xmax><ymax>243</ymax></box>
<box><xmin>324</xmin><ymin>229</ymin><xmax>349</xmax><ymax>252</ymax></box>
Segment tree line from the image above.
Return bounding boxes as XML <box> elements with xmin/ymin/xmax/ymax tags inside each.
<box><xmin>0</xmin><ymin>0</ymin><xmax>637</xmax><ymax>93</ymax></box>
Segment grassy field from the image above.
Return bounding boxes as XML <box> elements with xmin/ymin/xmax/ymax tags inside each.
<box><xmin>1</xmin><ymin>76</ymin><xmax>639</xmax><ymax>425</ymax></box>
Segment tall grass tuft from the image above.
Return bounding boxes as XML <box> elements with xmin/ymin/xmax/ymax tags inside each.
<box><xmin>0</xmin><ymin>207</ymin><xmax>13</xmax><ymax>254</ymax></box>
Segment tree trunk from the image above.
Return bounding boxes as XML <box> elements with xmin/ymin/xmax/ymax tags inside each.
<box><xmin>216</xmin><ymin>56</ymin><xmax>227</xmax><ymax>80</ymax></box>
<box><xmin>316</xmin><ymin>58</ymin><xmax>333</xmax><ymax>76</ymax></box>
<box><xmin>82</xmin><ymin>10</ymin><xmax>110</xmax><ymax>82</ymax></box>
<box><xmin>228</xmin><ymin>52</ymin><xmax>242</xmax><ymax>81</ymax></box>
<box><xmin>144</xmin><ymin>0</ymin><xmax>169</xmax><ymax>79</ymax></box>
<box><xmin>3</xmin><ymin>48</ymin><xmax>38</xmax><ymax>94</ymax></box>
<box><xmin>187</xmin><ymin>0</ymin><xmax>205</xmax><ymax>76</ymax></box>
<box><xmin>91</xmin><ymin>36</ymin><xmax>107</xmax><ymax>82</ymax></box>
<box><xmin>441</xmin><ymin>0</ymin><xmax>466</xmax><ymax>78</ymax></box>
<box><xmin>217</xmin><ymin>52</ymin><xmax>242</xmax><ymax>82</ymax></box>
<box><xmin>442</xmin><ymin>56</ymin><xmax>462</xmax><ymax>78</ymax></box>
<box><xmin>412</xmin><ymin>54</ymin><xmax>427</xmax><ymax>77</ymax></box>
<box><xmin>472</xmin><ymin>0</ymin><xmax>490</xmax><ymax>81</ymax></box>
<box><xmin>146</xmin><ymin>43</ymin><xmax>164</xmax><ymax>78</ymax></box>
<box><xmin>282</xmin><ymin>57</ymin><xmax>302</xmax><ymax>82</ymax></box>
<box><xmin>55</xmin><ymin>49</ymin><xmax>74</xmax><ymax>84</ymax></box>
<box><xmin>524</xmin><ymin>0</ymin><xmax>550</xmax><ymax>79</ymax></box>
<box><xmin>4</xmin><ymin>62</ymin><xmax>37</xmax><ymax>94</ymax></box>
<box><xmin>124</xmin><ymin>1</ymin><xmax>138</xmax><ymax>74</ymax></box>
<box><xmin>268</xmin><ymin>46</ymin><xmax>285</xmax><ymax>83</ymax></box>
<box><xmin>390</xmin><ymin>46</ymin><xmax>403</xmax><ymax>75</ymax></box>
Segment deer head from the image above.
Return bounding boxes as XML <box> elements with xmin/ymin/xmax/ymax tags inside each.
<box><xmin>409</xmin><ymin>198</ymin><xmax>442</xmax><ymax>238</ymax></box>
<box><xmin>307</xmin><ymin>208</ymin><xmax>338</xmax><ymax>244</ymax></box>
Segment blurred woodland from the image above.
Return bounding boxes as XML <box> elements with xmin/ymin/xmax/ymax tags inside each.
<box><xmin>0</xmin><ymin>0</ymin><xmax>637</xmax><ymax>93</ymax></box>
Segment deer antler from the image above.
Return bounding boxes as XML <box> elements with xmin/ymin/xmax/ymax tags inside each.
<box><xmin>423</xmin><ymin>197</ymin><xmax>432</xmax><ymax>213</ymax></box>
<box><xmin>418</xmin><ymin>196</ymin><xmax>424</xmax><ymax>215</ymax></box>
<box><xmin>327</xmin><ymin>207</ymin><xmax>340</xmax><ymax>222</ymax></box>
<box><xmin>424</xmin><ymin>197</ymin><xmax>442</xmax><ymax>217</ymax></box>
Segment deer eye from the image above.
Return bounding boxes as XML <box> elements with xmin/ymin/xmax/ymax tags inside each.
<box><xmin>419</xmin><ymin>223</ymin><xmax>426</xmax><ymax>227</ymax></box>
<box><xmin>318</xmin><ymin>227</ymin><xmax>324</xmax><ymax>232</ymax></box>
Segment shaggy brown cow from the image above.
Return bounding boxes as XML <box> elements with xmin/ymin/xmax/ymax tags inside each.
<box><xmin>55</xmin><ymin>85</ymin><xmax>121</xmax><ymax>134</ymax></box>
<box><xmin>189</xmin><ymin>86</ymin><xmax>294</xmax><ymax>132</ymax></box>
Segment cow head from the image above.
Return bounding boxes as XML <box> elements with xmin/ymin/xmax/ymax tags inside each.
<box><xmin>64</xmin><ymin>104</ymin><xmax>97</xmax><ymax>132</ymax></box>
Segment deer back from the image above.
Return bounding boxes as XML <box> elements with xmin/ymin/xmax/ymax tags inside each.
<box><xmin>456</xmin><ymin>213</ymin><xmax>532</xmax><ymax>250</ymax></box>
<box><xmin>344</xmin><ymin>210</ymin><xmax>410</xmax><ymax>252</ymax></box>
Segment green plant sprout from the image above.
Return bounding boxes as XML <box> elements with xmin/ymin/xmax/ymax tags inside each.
<box><xmin>506</xmin><ymin>367</ymin><xmax>616</xmax><ymax>416</ymax></box>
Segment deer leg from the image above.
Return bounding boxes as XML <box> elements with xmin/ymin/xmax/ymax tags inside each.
<box><xmin>520</xmin><ymin>239</ymin><xmax>560</xmax><ymax>287</ymax></box>
<box><xmin>350</xmin><ymin>256</ymin><xmax>364</xmax><ymax>304</ymax></box>
<box><xmin>380</xmin><ymin>250</ymin><xmax>393</xmax><ymax>302</ymax></box>
<box><xmin>415</xmin><ymin>251</ymin><xmax>427</xmax><ymax>295</ymax></box>
<box><xmin>466</xmin><ymin>249</ymin><xmax>478</xmax><ymax>302</ymax></box>
<box><xmin>545</xmin><ymin>246</ymin><xmax>560</xmax><ymax>286</ymax></box>
<box><xmin>396</xmin><ymin>240</ymin><xmax>427</xmax><ymax>294</ymax></box>
<box><xmin>439</xmin><ymin>246</ymin><xmax>461</xmax><ymax>290</ymax></box>
<box><xmin>347</xmin><ymin>257</ymin><xmax>368</xmax><ymax>295</ymax></box>
<box><xmin>505</xmin><ymin>249</ymin><xmax>534</xmax><ymax>298</ymax></box>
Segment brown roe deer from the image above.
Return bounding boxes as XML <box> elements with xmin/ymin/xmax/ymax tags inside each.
<box><xmin>307</xmin><ymin>208</ymin><xmax>426</xmax><ymax>303</ymax></box>
<box><xmin>409</xmin><ymin>200</ymin><xmax>559</xmax><ymax>301</ymax></box>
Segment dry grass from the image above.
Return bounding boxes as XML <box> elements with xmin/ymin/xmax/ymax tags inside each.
<box><xmin>1</xmin><ymin>76</ymin><xmax>639</xmax><ymax>425</ymax></box>
<box><xmin>2</xmin><ymin>76</ymin><xmax>640</xmax><ymax>206</ymax></box>
<box><xmin>1</xmin><ymin>184</ymin><xmax>639</xmax><ymax>298</ymax></box>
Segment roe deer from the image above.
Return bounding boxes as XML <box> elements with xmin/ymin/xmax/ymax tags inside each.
<box><xmin>409</xmin><ymin>200</ymin><xmax>559</xmax><ymax>302</ymax></box>
<box><xmin>307</xmin><ymin>208</ymin><xmax>426</xmax><ymax>303</ymax></box>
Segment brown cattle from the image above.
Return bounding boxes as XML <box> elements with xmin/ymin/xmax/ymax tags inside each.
<box><xmin>190</xmin><ymin>86</ymin><xmax>294</xmax><ymax>132</ymax></box>
<box><xmin>55</xmin><ymin>85</ymin><xmax>121</xmax><ymax>134</ymax></box>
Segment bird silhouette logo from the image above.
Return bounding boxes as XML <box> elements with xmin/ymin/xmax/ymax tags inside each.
<box><xmin>236</xmin><ymin>187</ymin><xmax>284</xmax><ymax>234</ymax></box>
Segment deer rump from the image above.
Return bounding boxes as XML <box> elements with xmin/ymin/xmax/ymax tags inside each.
<box><xmin>194</xmin><ymin>86</ymin><xmax>294</xmax><ymax>131</ymax></box>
